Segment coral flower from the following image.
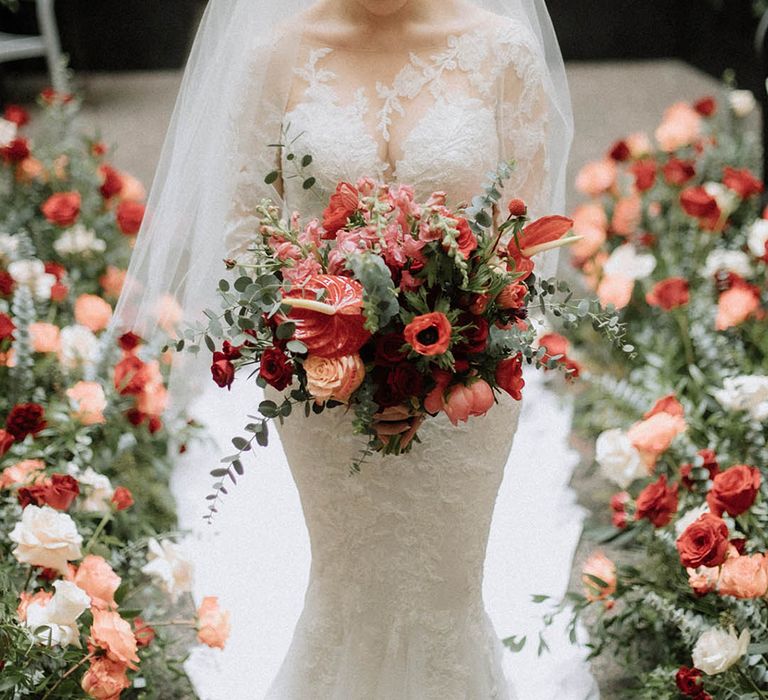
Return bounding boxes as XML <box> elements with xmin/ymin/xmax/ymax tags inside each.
<box><xmin>443</xmin><ymin>379</ymin><xmax>495</xmax><ymax>425</ymax></box>
<box><xmin>196</xmin><ymin>596</ymin><xmax>231</xmax><ymax>650</ymax></box>
<box><xmin>715</xmin><ymin>282</ymin><xmax>760</xmax><ymax>331</ymax></box>
<box><xmin>582</xmin><ymin>551</ymin><xmax>617</xmax><ymax>602</ymax></box>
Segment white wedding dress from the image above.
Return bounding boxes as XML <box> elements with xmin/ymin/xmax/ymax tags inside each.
<box><xmin>171</xmin><ymin>15</ymin><xmax>599</xmax><ymax>700</ymax></box>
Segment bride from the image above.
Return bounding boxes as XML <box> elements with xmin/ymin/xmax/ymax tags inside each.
<box><xmin>113</xmin><ymin>0</ymin><xmax>597</xmax><ymax>697</ymax></box>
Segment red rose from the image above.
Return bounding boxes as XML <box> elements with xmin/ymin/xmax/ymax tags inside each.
<box><xmin>3</xmin><ymin>104</ymin><xmax>30</xmax><ymax>126</ymax></box>
<box><xmin>635</xmin><ymin>475</ymin><xmax>679</xmax><ymax>527</ymax></box>
<box><xmin>0</xmin><ymin>270</ymin><xmax>15</xmax><ymax>296</ymax></box>
<box><xmin>646</xmin><ymin>277</ymin><xmax>689</xmax><ymax>310</ymax></box>
<box><xmin>0</xmin><ymin>312</ymin><xmax>15</xmax><ymax>341</ymax></box>
<box><xmin>630</xmin><ymin>159</ymin><xmax>657</xmax><ymax>192</ymax></box>
<box><xmin>18</xmin><ymin>484</ymin><xmax>47</xmax><ymax>508</ymax></box>
<box><xmin>507</xmin><ymin>198</ymin><xmax>527</xmax><ymax>217</ymax></box>
<box><xmin>693</xmin><ymin>96</ymin><xmax>717</xmax><ymax>117</ymax></box>
<box><xmin>675</xmin><ymin>513</ymin><xmax>729</xmax><ymax>569</ymax></box>
<box><xmin>722</xmin><ymin>166</ymin><xmax>763</xmax><ymax>199</ymax></box>
<box><xmin>0</xmin><ymin>428</ymin><xmax>14</xmax><ymax>456</ymax></box>
<box><xmin>446</xmin><ymin>217</ymin><xmax>478</xmax><ymax>260</ymax></box>
<box><xmin>41</xmin><ymin>192</ymin><xmax>81</xmax><ymax>227</ymax></box>
<box><xmin>374</xmin><ymin>332</ymin><xmax>407</xmax><ymax>367</ymax></box>
<box><xmin>114</xmin><ymin>356</ymin><xmax>148</xmax><ymax>395</ymax></box>
<box><xmin>0</xmin><ymin>137</ymin><xmax>30</xmax><ymax>163</ymax></box>
<box><xmin>133</xmin><ymin>617</ymin><xmax>156</xmax><ymax>648</ymax></box>
<box><xmin>6</xmin><ymin>403</ymin><xmax>46</xmax><ymax>440</ymax></box>
<box><xmin>118</xmin><ymin>332</ymin><xmax>143</xmax><ymax>353</ymax></box>
<box><xmin>663</xmin><ymin>158</ymin><xmax>696</xmax><ymax>186</ymax></box>
<box><xmin>111</xmin><ymin>486</ymin><xmax>134</xmax><ymax>511</ymax></box>
<box><xmin>676</xmin><ymin>666</ymin><xmax>705</xmax><ymax>696</ymax></box>
<box><xmin>99</xmin><ymin>165</ymin><xmax>124</xmax><ymax>200</ymax></box>
<box><xmin>211</xmin><ymin>353</ymin><xmax>236</xmax><ymax>390</ymax></box>
<box><xmin>42</xmin><ymin>474</ymin><xmax>80</xmax><ymax>511</ymax></box>
<box><xmin>680</xmin><ymin>187</ymin><xmax>720</xmax><ymax>228</ymax></box>
<box><xmin>116</xmin><ymin>200</ymin><xmax>145</xmax><ymax>236</ymax></box>
<box><xmin>608</xmin><ymin>139</ymin><xmax>631</xmax><ymax>162</ymax></box>
<box><xmin>495</xmin><ymin>353</ymin><xmax>525</xmax><ymax>400</ymax></box>
<box><xmin>386</xmin><ymin>362</ymin><xmax>425</xmax><ymax>402</ymax></box>
<box><xmin>706</xmin><ymin>464</ymin><xmax>761</xmax><ymax>517</ymax></box>
<box><xmin>404</xmin><ymin>312</ymin><xmax>453</xmax><ymax>356</ymax></box>
<box><xmin>259</xmin><ymin>347</ymin><xmax>293</xmax><ymax>391</ymax></box>
<box><xmin>321</xmin><ymin>182</ymin><xmax>359</xmax><ymax>237</ymax></box>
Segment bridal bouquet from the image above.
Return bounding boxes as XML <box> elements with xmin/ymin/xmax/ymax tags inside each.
<box><xmin>182</xmin><ymin>147</ymin><xmax>629</xmax><ymax>516</ymax></box>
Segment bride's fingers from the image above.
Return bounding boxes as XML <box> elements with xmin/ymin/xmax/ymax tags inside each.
<box><xmin>373</xmin><ymin>405</ymin><xmax>412</xmax><ymax>421</ymax></box>
<box><xmin>399</xmin><ymin>414</ymin><xmax>425</xmax><ymax>449</ymax></box>
<box><xmin>374</xmin><ymin>421</ymin><xmax>412</xmax><ymax>437</ymax></box>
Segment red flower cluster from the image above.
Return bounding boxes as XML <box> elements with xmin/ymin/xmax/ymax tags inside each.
<box><xmin>18</xmin><ymin>473</ymin><xmax>79</xmax><ymax>511</ymax></box>
<box><xmin>635</xmin><ymin>474</ymin><xmax>678</xmax><ymax>527</ymax></box>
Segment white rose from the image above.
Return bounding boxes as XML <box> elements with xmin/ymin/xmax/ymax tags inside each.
<box><xmin>25</xmin><ymin>580</ymin><xmax>90</xmax><ymax>647</ymax></box>
<box><xmin>702</xmin><ymin>249</ymin><xmax>752</xmax><ymax>279</ymax></box>
<box><xmin>58</xmin><ymin>325</ymin><xmax>99</xmax><ymax>371</ymax></box>
<box><xmin>713</xmin><ymin>375</ymin><xmax>768</xmax><ymax>421</ymax></box>
<box><xmin>729</xmin><ymin>90</ymin><xmax>756</xmax><ymax>118</ymax></box>
<box><xmin>595</xmin><ymin>428</ymin><xmax>646</xmax><ymax>488</ymax></box>
<box><xmin>141</xmin><ymin>538</ymin><xmax>194</xmax><ymax>602</ymax></box>
<box><xmin>603</xmin><ymin>244</ymin><xmax>656</xmax><ymax>280</ymax></box>
<box><xmin>0</xmin><ymin>118</ymin><xmax>17</xmax><ymax>147</ymax></box>
<box><xmin>703</xmin><ymin>182</ymin><xmax>739</xmax><ymax>217</ymax></box>
<box><xmin>9</xmin><ymin>505</ymin><xmax>83</xmax><ymax>574</ymax></box>
<box><xmin>675</xmin><ymin>503</ymin><xmax>710</xmax><ymax>537</ymax></box>
<box><xmin>693</xmin><ymin>626</ymin><xmax>750</xmax><ymax>675</ymax></box>
<box><xmin>71</xmin><ymin>466</ymin><xmax>114</xmax><ymax>513</ymax></box>
<box><xmin>7</xmin><ymin>259</ymin><xmax>56</xmax><ymax>302</ymax></box>
<box><xmin>53</xmin><ymin>224</ymin><xmax>107</xmax><ymax>256</ymax></box>
<box><xmin>747</xmin><ymin>219</ymin><xmax>768</xmax><ymax>259</ymax></box>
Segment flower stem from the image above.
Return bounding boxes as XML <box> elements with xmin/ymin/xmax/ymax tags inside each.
<box><xmin>41</xmin><ymin>651</ymin><xmax>96</xmax><ymax>700</ymax></box>
<box><xmin>672</xmin><ymin>310</ymin><xmax>695</xmax><ymax>367</ymax></box>
<box><xmin>736</xmin><ymin>664</ymin><xmax>768</xmax><ymax>699</ymax></box>
<box><xmin>84</xmin><ymin>512</ymin><xmax>112</xmax><ymax>554</ymax></box>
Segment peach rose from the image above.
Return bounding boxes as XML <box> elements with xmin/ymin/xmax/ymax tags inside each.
<box><xmin>81</xmin><ymin>656</ymin><xmax>131</xmax><ymax>700</ymax></box>
<box><xmin>611</xmin><ymin>194</ymin><xmax>642</xmax><ymax>236</ymax></box>
<box><xmin>715</xmin><ymin>284</ymin><xmax>760</xmax><ymax>331</ymax></box>
<box><xmin>570</xmin><ymin>206</ymin><xmax>607</xmax><ymax>263</ymax></box>
<box><xmin>687</xmin><ymin>566</ymin><xmax>719</xmax><ymax>596</ymax></box>
<box><xmin>117</xmin><ymin>172</ymin><xmax>147</xmax><ymax>202</ymax></box>
<box><xmin>17</xmin><ymin>589</ymin><xmax>52</xmax><ymax>621</ymax></box>
<box><xmin>655</xmin><ymin>102</ymin><xmax>702</xmax><ymax>152</ymax></box>
<box><xmin>73</xmin><ymin>555</ymin><xmax>121</xmax><ymax>610</ymax></box>
<box><xmin>580</xmin><ymin>252</ymin><xmax>609</xmax><ymax>291</ymax></box>
<box><xmin>89</xmin><ymin>609</ymin><xmax>139</xmax><ymax>669</ymax></box>
<box><xmin>718</xmin><ymin>553</ymin><xmax>768</xmax><ymax>599</ymax></box>
<box><xmin>582</xmin><ymin>551</ymin><xmax>617</xmax><ymax>602</ymax></box>
<box><xmin>575</xmin><ymin>159</ymin><xmax>617</xmax><ymax>197</ymax></box>
<box><xmin>627</xmin><ymin>412</ymin><xmax>687</xmax><ymax>469</ymax></box>
<box><xmin>66</xmin><ymin>381</ymin><xmax>107</xmax><ymax>425</ymax></box>
<box><xmin>626</xmin><ymin>131</ymin><xmax>653</xmax><ymax>158</ymax></box>
<box><xmin>597</xmin><ymin>274</ymin><xmax>634</xmax><ymax>310</ymax></box>
<box><xmin>136</xmin><ymin>382</ymin><xmax>168</xmax><ymax>417</ymax></box>
<box><xmin>74</xmin><ymin>294</ymin><xmax>113</xmax><ymax>332</ymax></box>
<box><xmin>304</xmin><ymin>353</ymin><xmax>365</xmax><ymax>403</ymax></box>
<box><xmin>29</xmin><ymin>322</ymin><xmax>61</xmax><ymax>353</ymax></box>
<box><xmin>16</xmin><ymin>157</ymin><xmax>47</xmax><ymax>184</ymax></box>
<box><xmin>99</xmin><ymin>266</ymin><xmax>126</xmax><ymax>298</ymax></box>
<box><xmin>1</xmin><ymin>458</ymin><xmax>45</xmax><ymax>489</ymax></box>
<box><xmin>196</xmin><ymin>596</ymin><xmax>231</xmax><ymax>650</ymax></box>
<box><xmin>154</xmin><ymin>294</ymin><xmax>183</xmax><ymax>336</ymax></box>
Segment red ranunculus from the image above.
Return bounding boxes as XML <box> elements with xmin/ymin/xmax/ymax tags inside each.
<box><xmin>42</xmin><ymin>474</ymin><xmax>80</xmax><ymax>511</ymax></box>
<box><xmin>0</xmin><ymin>137</ymin><xmax>30</xmax><ymax>163</ymax></box>
<box><xmin>608</xmin><ymin>139</ymin><xmax>631</xmax><ymax>162</ymax></box>
<box><xmin>630</xmin><ymin>159</ymin><xmax>657</xmax><ymax>192</ymax></box>
<box><xmin>116</xmin><ymin>200</ymin><xmax>145</xmax><ymax>235</ymax></box>
<box><xmin>722</xmin><ymin>166</ymin><xmax>763</xmax><ymax>199</ymax></box>
<box><xmin>676</xmin><ymin>513</ymin><xmax>729</xmax><ymax>569</ymax></box>
<box><xmin>404</xmin><ymin>312</ymin><xmax>453</xmax><ymax>356</ymax></box>
<box><xmin>211</xmin><ymin>353</ymin><xmax>236</xmax><ymax>390</ymax></box>
<box><xmin>0</xmin><ymin>312</ymin><xmax>15</xmax><ymax>340</ymax></box>
<box><xmin>321</xmin><ymin>182</ymin><xmax>359</xmax><ymax>237</ymax></box>
<box><xmin>111</xmin><ymin>486</ymin><xmax>134</xmax><ymax>511</ymax></box>
<box><xmin>676</xmin><ymin>666</ymin><xmax>705</xmax><ymax>696</ymax></box>
<box><xmin>99</xmin><ymin>165</ymin><xmax>124</xmax><ymax>200</ymax></box>
<box><xmin>41</xmin><ymin>192</ymin><xmax>81</xmax><ymax>227</ymax></box>
<box><xmin>645</xmin><ymin>277</ymin><xmax>689</xmax><ymax>310</ymax></box>
<box><xmin>635</xmin><ymin>474</ymin><xmax>679</xmax><ymax>527</ymax></box>
<box><xmin>693</xmin><ymin>96</ymin><xmax>717</xmax><ymax>117</ymax></box>
<box><xmin>259</xmin><ymin>347</ymin><xmax>293</xmax><ymax>391</ymax></box>
<box><xmin>495</xmin><ymin>353</ymin><xmax>525</xmax><ymax>400</ymax></box>
<box><xmin>663</xmin><ymin>158</ymin><xmax>696</xmax><ymax>186</ymax></box>
<box><xmin>3</xmin><ymin>104</ymin><xmax>30</xmax><ymax>126</ymax></box>
<box><xmin>706</xmin><ymin>464</ymin><xmax>761</xmax><ymax>517</ymax></box>
<box><xmin>6</xmin><ymin>403</ymin><xmax>46</xmax><ymax>440</ymax></box>
<box><xmin>374</xmin><ymin>332</ymin><xmax>407</xmax><ymax>367</ymax></box>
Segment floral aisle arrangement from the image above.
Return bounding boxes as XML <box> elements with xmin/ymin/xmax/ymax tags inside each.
<box><xmin>548</xmin><ymin>88</ymin><xmax>768</xmax><ymax>698</ymax></box>
<box><xmin>181</xmin><ymin>141</ymin><xmax>631</xmax><ymax>516</ymax></box>
<box><xmin>0</xmin><ymin>94</ymin><xmax>225</xmax><ymax>699</ymax></box>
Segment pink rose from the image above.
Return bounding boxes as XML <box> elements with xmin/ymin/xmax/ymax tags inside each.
<box><xmin>304</xmin><ymin>353</ymin><xmax>365</xmax><ymax>404</ymax></box>
<box><xmin>715</xmin><ymin>282</ymin><xmax>761</xmax><ymax>331</ymax></box>
<box><xmin>718</xmin><ymin>553</ymin><xmax>768</xmax><ymax>599</ymax></box>
<box><xmin>597</xmin><ymin>274</ymin><xmax>634</xmax><ymax>310</ymax></box>
<box><xmin>611</xmin><ymin>195</ymin><xmax>642</xmax><ymax>236</ymax></box>
<box><xmin>73</xmin><ymin>554</ymin><xmax>121</xmax><ymax>610</ymax></box>
<box><xmin>74</xmin><ymin>294</ymin><xmax>113</xmax><ymax>332</ymax></box>
<box><xmin>89</xmin><ymin>610</ymin><xmax>140</xmax><ymax>669</ymax></box>
<box><xmin>627</xmin><ymin>412</ymin><xmax>687</xmax><ymax>470</ymax></box>
<box><xmin>66</xmin><ymin>381</ymin><xmax>107</xmax><ymax>425</ymax></box>
<box><xmin>575</xmin><ymin>159</ymin><xmax>617</xmax><ymax>197</ymax></box>
<box><xmin>655</xmin><ymin>102</ymin><xmax>702</xmax><ymax>152</ymax></box>
<box><xmin>29</xmin><ymin>322</ymin><xmax>61</xmax><ymax>353</ymax></box>
<box><xmin>196</xmin><ymin>596</ymin><xmax>231</xmax><ymax>650</ymax></box>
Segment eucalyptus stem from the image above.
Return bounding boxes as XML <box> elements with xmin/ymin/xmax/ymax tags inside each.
<box><xmin>84</xmin><ymin>512</ymin><xmax>112</xmax><ymax>554</ymax></box>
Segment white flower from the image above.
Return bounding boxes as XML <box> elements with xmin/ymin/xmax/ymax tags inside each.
<box><xmin>26</xmin><ymin>580</ymin><xmax>90</xmax><ymax>647</ymax></box>
<box><xmin>7</xmin><ymin>259</ymin><xmax>56</xmax><ymax>302</ymax></box>
<box><xmin>71</xmin><ymin>466</ymin><xmax>114</xmax><ymax>513</ymax></box>
<box><xmin>58</xmin><ymin>325</ymin><xmax>99</xmax><ymax>371</ymax></box>
<box><xmin>595</xmin><ymin>428</ymin><xmax>646</xmax><ymax>488</ymax></box>
<box><xmin>747</xmin><ymin>219</ymin><xmax>768</xmax><ymax>259</ymax></box>
<box><xmin>53</xmin><ymin>224</ymin><xmax>106</xmax><ymax>256</ymax></box>
<box><xmin>692</xmin><ymin>626</ymin><xmax>750</xmax><ymax>675</ymax></box>
<box><xmin>141</xmin><ymin>538</ymin><xmax>194</xmax><ymax>602</ymax></box>
<box><xmin>9</xmin><ymin>505</ymin><xmax>82</xmax><ymax>574</ymax></box>
<box><xmin>703</xmin><ymin>182</ymin><xmax>739</xmax><ymax>217</ymax></box>
<box><xmin>603</xmin><ymin>244</ymin><xmax>656</xmax><ymax>280</ymax></box>
<box><xmin>675</xmin><ymin>503</ymin><xmax>710</xmax><ymax>537</ymax></box>
<box><xmin>713</xmin><ymin>375</ymin><xmax>768</xmax><ymax>421</ymax></box>
<box><xmin>702</xmin><ymin>249</ymin><xmax>752</xmax><ymax>279</ymax></box>
<box><xmin>729</xmin><ymin>90</ymin><xmax>756</xmax><ymax>118</ymax></box>
<box><xmin>0</xmin><ymin>118</ymin><xmax>17</xmax><ymax>148</ymax></box>
<box><xmin>0</xmin><ymin>233</ymin><xmax>18</xmax><ymax>263</ymax></box>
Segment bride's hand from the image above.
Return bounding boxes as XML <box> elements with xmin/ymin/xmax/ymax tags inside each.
<box><xmin>373</xmin><ymin>406</ymin><xmax>425</xmax><ymax>451</ymax></box>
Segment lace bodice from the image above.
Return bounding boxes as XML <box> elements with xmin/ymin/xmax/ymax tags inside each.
<box><xmin>225</xmin><ymin>16</ymin><xmax>551</xmax><ymax>249</ymax></box>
